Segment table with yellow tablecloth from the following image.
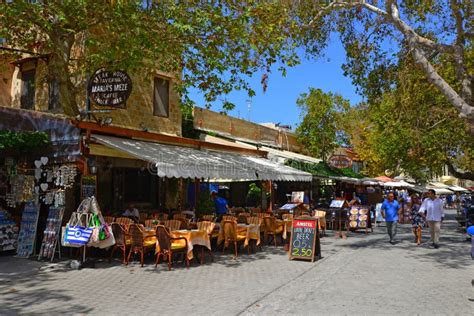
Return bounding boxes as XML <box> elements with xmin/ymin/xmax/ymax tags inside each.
<box><xmin>217</xmin><ymin>223</ymin><xmax>260</xmax><ymax>248</ymax></box>
<box><xmin>154</xmin><ymin>229</ymin><xmax>211</xmax><ymax>260</ymax></box>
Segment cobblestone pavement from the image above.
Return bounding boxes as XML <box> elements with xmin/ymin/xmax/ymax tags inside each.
<box><xmin>1</xmin><ymin>209</ymin><xmax>472</xmax><ymax>315</ymax></box>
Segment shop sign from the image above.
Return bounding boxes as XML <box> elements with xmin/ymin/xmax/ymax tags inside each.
<box><xmin>88</xmin><ymin>69</ymin><xmax>132</xmax><ymax>107</ymax></box>
<box><xmin>328</xmin><ymin>155</ymin><xmax>352</xmax><ymax>169</ymax></box>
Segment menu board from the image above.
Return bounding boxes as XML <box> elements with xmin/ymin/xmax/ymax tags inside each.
<box><xmin>291</xmin><ymin>191</ymin><xmax>304</xmax><ymax>203</ymax></box>
<box><xmin>348</xmin><ymin>206</ymin><xmax>370</xmax><ymax>232</ymax></box>
<box><xmin>17</xmin><ymin>202</ymin><xmax>40</xmax><ymax>257</ymax></box>
<box><xmin>38</xmin><ymin>207</ymin><xmax>64</xmax><ymax>260</ymax></box>
<box><xmin>289</xmin><ymin>217</ymin><xmax>320</xmax><ymax>262</ymax></box>
<box><xmin>330</xmin><ymin>200</ymin><xmax>348</xmax><ymax>208</ymax></box>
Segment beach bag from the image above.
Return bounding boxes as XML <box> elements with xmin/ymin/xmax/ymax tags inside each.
<box><xmin>62</xmin><ymin>212</ymin><xmax>93</xmax><ymax>248</ymax></box>
<box><xmin>87</xmin><ymin>214</ymin><xmax>115</xmax><ymax>248</ymax></box>
<box><xmin>77</xmin><ymin>198</ymin><xmax>92</xmax><ymax>213</ymax></box>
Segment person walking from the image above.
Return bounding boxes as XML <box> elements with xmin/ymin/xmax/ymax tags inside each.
<box><xmin>381</xmin><ymin>192</ymin><xmax>401</xmax><ymax>244</ymax></box>
<box><xmin>410</xmin><ymin>194</ymin><xmax>425</xmax><ymax>245</ymax></box>
<box><xmin>420</xmin><ymin>189</ymin><xmax>444</xmax><ymax>248</ymax></box>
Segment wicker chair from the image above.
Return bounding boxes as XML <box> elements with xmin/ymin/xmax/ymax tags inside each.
<box><xmin>201</xmin><ymin>214</ymin><xmax>215</xmax><ymax>222</ymax></box>
<box><xmin>155</xmin><ymin>225</ymin><xmax>189</xmax><ymax>270</ymax></box>
<box><xmin>103</xmin><ymin>216</ymin><xmax>115</xmax><ymax>224</ymax></box>
<box><xmin>144</xmin><ymin>219</ymin><xmax>159</xmax><ymax>228</ymax></box>
<box><xmin>109</xmin><ymin>223</ymin><xmax>129</xmax><ymax>264</ymax></box>
<box><xmin>314</xmin><ymin>210</ymin><xmax>327</xmax><ymax>236</ymax></box>
<box><xmin>237</xmin><ymin>212</ymin><xmax>250</xmax><ymax>224</ymax></box>
<box><xmin>221</xmin><ymin>220</ymin><xmax>247</xmax><ymax>257</ymax></box>
<box><xmin>263</xmin><ymin>216</ymin><xmax>283</xmax><ymax>246</ymax></box>
<box><xmin>139</xmin><ymin>213</ymin><xmax>148</xmax><ymax>224</ymax></box>
<box><xmin>115</xmin><ymin>217</ymin><xmax>133</xmax><ymax>227</ymax></box>
<box><xmin>156</xmin><ymin>213</ymin><xmax>169</xmax><ymax>221</ymax></box>
<box><xmin>222</xmin><ymin>215</ymin><xmax>237</xmax><ymax>222</ymax></box>
<box><xmin>164</xmin><ymin>219</ymin><xmax>182</xmax><ymax>232</ymax></box>
<box><xmin>173</xmin><ymin>213</ymin><xmax>187</xmax><ymax>221</ymax></box>
<box><xmin>196</xmin><ymin>221</ymin><xmax>216</xmax><ymax>264</ymax></box>
<box><xmin>126</xmin><ymin>224</ymin><xmax>156</xmax><ymax>267</ymax></box>
<box><xmin>247</xmin><ymin>216</ymin><xmax>262</xmax><ymax>226</ymax></box>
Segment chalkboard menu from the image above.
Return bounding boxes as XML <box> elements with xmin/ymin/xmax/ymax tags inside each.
<box><xmin>38</xmin><ymin>207</ymin><xmax>64</xmax><ymax>261</ymax></box>
<box><xmin>289</xmin><ymin>217</ymin><xmax>321</xmax><ymax>262</ymax></box>
<box><xmin>17</xmin><ymin>202</ymin><xmax>40</xmax><ymax>257</ymax></box>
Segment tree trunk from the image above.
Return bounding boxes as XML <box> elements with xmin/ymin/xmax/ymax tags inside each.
<box><xmin>446</xmin><ymin>160</ymin><xmax>474</xmax><ymax>181</ymax></box>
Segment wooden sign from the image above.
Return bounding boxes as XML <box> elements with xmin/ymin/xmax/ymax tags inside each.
<box><xmin>88</xmin><ymin>69</ymin><xmax>132</xmax><ymax>107</ymax></box>
<box><xmin>328</xmin><ymin>155</ymin><xmax>352</xmax><ymax>169</ymax></box>
<box><xmin>289</xmin><ymin>217</ymin><xmax>320</xmax><ymax>262</ymax></box>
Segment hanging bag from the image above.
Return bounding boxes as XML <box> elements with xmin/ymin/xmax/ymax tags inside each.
<box><xmin>62</xmin><ymin>212</ymin><xmax>93</xmax><ymax>248</ymax></box>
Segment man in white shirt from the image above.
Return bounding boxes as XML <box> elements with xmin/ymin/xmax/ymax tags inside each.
<box><xmin>419</xmin><ymin>189</ymin><xmax>444</xmax><ymax>248</ymax></box>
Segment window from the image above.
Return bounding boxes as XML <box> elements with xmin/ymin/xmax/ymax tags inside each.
<box><xmin>153</xmin><ymin>77</ymin><xmax>169</xmax><ymax>117</ymax></box>
<box><xmin>48</xmin><ymin>79</ymin><xmax>60</xmax><ymax>110</ymax></box>
<box><xmin>20</xmin><ymin>69</ymin><xmax>36</xmax><ymax>110</ymax></box>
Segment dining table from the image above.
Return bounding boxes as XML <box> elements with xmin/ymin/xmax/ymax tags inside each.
<box><xmin>216</xmin><ymin>223</ymin><xmax>261</xmax><ymax>248</ymax></box>
<box><xmin>152</xmin><ymin>229</ymin><xmax>211</xmax><ymax>260</ymax></box>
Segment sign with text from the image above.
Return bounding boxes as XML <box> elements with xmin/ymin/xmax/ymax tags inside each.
<box><xmin>330</xmin><ymin>199</ymin><xmax>348</xmax><ymax>208</ymax></box>
<box><xmin>289</xmin><ymin>217</ymin><xmax>320</xmax><ymax>262</ymax></box>
<box><xmin>328</xmin><ymin>155</ymin><xmax>352</xmax><ymax>169</ymax></box>
<box><xmin>88</xmin><ymin>69</ymin><xmax>132</xmax><ymax>107</ymax></box>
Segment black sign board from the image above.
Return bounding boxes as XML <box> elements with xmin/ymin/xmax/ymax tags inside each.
<box><xmin>81</xmin><ymin>175</ymin><xmax>97</xmax><ymax>200</ymax></box>
<box><xmin>88</xmin><ymin>69</ymin><xmax>132</xmax><ymax>107</ymax></box>
<box><xmin>289</xmin><ymin>217</ymin><xmax>321</xmax><ymax>262</ymax></box>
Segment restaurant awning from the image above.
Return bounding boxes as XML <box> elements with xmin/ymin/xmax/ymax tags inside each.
<box><xmin>91</xmin><ymin>134</ymin><xmax>312</xmax><ymax>182</ymax></box>
<box><xmin>259</xmin><ymin>146</ymin><xmax>322</xmax><ymax>165</ymax></box>
<box><xmin>446</xmin><ymin>185</ymin><xmax>469</xmax><ymax>192</ymax></box>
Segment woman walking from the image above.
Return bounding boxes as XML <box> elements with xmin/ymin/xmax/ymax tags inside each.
<box><xmin>410</xmin><ymin>195</ymin><xmax>425</xmax><ymax>245</ymax></box>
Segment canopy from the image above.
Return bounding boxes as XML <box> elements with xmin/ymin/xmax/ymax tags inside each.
<box><xmin>375</xmin><ymin>176</ymin><xmax>394</xmax><ymax>183</ymax></box>
<box><xmin>446</xmin><ymin>185</ymin><xmax>469</xmax><ymax>192</ymax></box>
<box><xmin>260</xmin><ymin>146</ymin><xmax>322</xmax><ymax>165</ymax></box>
<box><xmin>91</xmin><ymin>134</ymin><xmax>312</xmax><ymax>182</ymax></box>
<box><xmin>383</xmin><ymin>181</ymin><xmax>413</xmax><ymax>188</ymax></box>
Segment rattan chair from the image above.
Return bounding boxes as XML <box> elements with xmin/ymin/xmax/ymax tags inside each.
<box><xmin>221</xmin><ymin>220</ymin><xmax>247</xmax><ymax>257</ymax></box>
<box><xmin>222</xmin><ymin>215</ymin><xmax>237</xmax><ymax>222</ymax></box>
<box><xmin>196</xmin><ymin>221</ymin><xmax>216</xmax><ymax>264</ymax></box>
<box><xmin>155</xmin><ymin>225</ymin><xmax>189</xmax><ymax>270</ymax></box>
<box><xmin>144</xmin><ymin>219</ymin><xmax>159</xmax><ymax>228</ymax></box>
<box><xmin>173</xmin><ymin>213</ymin><xmax>187</xmax><ymax>221</ymax></box>
<box><xmin>156</xmin><ymin>213</ymin><xmax>169</xmax><ymax>221</ymax></box>
<box><xmin>201</xmin><ymin>214</ymin><xmax>215</xmax><ymax>222</ymax></box>
<box><xmin>164</xmin><ymin>219</ymin><xmax>182</xmax><ymax>232</ymax></box>
<box><xmin>237</xmin><ymin>212</ymin><xmax>250</xmax><ymax>224</ymax></box>
<box><xmin>109</xmin><ymin>223</ymin><xmax>129</xmax><ymax>264</ymax></box>
<box><xmin>115</xmin><ymin>217</ymin><xmax>133</xmax><ymax>227</ymax></box>
<box><xmin>126</xmin><ymin>224</ymin><xmax>155</xmax><ymax>267</ymax></box>
<box><xmin>139</xmin><ymin>213</ymin><xmax>148</xmax><ymax>224</ymax></box>
<box><xmin>263</xmin><ymin>216</ymin><xmax>283</xmax><ymax>246</ymax></box>
<box><xmin>103</xmin><ymin>216</ymin><xmax>115</xmax><ymax>224</ymax></box>
<box><xmin>247</xmin><ymin>216</ymin><xmax>262</xmax><ymax>226</ymax></box>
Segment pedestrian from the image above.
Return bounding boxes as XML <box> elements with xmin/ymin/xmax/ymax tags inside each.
<box><xmin>381</xmin><ymin>192</ymin><xmax>401</xmax><ymax>244</ymax></box>
<box><xmin>419</xmin><ymin>189</ymin><xmax>444</xmax><ymax>249</ymax></box>
<box><xmin>410</xmin><ymin>194</ymin><xmax>425</xmax><ymax>245</ymax></box>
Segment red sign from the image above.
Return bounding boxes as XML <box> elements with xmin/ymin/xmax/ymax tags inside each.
<box><xmin>328</xmin><ymin>155</ymin><xmax>352</xmax><ymax>169</ymax></box>
<box><xmin>293</xmin><ymin>219</ymin><xmax>316</xmax><ymax>229</ymax></box>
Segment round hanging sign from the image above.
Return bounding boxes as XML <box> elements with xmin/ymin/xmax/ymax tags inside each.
<box><xmin>88</xmin><ymin>69</ymin><xmax>132</xmax><ymax>107</ymax></box>
<box><xmin>328</xmin><ymin>155</ymin><xmax>352</xmax><ymax>169</ymax></box>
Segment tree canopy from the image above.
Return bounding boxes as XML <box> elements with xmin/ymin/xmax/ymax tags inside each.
<box><xmin>295</xmin><ymin>88</ymin><xmax>349</xmax><ymax>162</ymax></box>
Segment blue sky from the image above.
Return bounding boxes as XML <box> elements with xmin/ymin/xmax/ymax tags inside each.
<box><xmin>187</xmin><ymin>35</ymin><xmax>362</xmax><ymax>131</ymax></box>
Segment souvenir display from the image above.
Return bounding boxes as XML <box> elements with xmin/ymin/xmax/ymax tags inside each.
<box><xmin>16</xmin><ymin>202</ymin><xmax>40</xmax><ymax>257</ymax></box>
<box><xmin>54</xmin><ymin>165</ymin><xmax>77</xmax><ymax>189</ymax></box>
<box><xmin>38</xmin><ymin>207</ymin><xmax>64</xmax><ymax>260</ymax></box>
<box><xmin>0</xmin><ymin>210</ymin><xmax>19</xmax><ymax>252</ymax></box>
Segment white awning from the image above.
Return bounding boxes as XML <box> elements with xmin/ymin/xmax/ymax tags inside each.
<box><xmin>447</xmin><ymin>185</ymin><xmax>469</xmax><ymax>192</ymax></box>
<box><xmin>383</xmin><ymin>181</ymin><xmax>414</xmax><ymax>188</ymax></box>
<box><xmin>91</xmin><ymin>134</ymin><xmax>312</xmax><ymax>182</ymax></box>
<box><xmin>260</xmin><ymin>146</ymin><xmax>322</xmax><ymax>165</ymax></box>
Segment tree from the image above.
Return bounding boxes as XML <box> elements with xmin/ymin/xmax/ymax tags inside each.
<box><xmin>296</xmin><ymin>88</ymin><xmax>350</xmax><ymax>161</ymax></box>
<box><xmin>346</xmin><ymin>55</ymin><xmax>473</xmax><ymax>181</ymax></box>
<box><xmin>0</xmin><ymin>1</ymin><xmax>302</xmax><ymax>115</ymax></box>
<box><xmin>312</xmin><ymin>0</ymin><xmax>473</xmax><ymax>127</ymax></box>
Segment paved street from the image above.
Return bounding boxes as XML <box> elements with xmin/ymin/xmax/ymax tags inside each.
<box><xmin>1</xmin><ymin>209</ymin><xmax>473</xmax><ymax>315</ymax></box>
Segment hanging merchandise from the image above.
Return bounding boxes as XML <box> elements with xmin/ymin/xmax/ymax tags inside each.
<box><xmin>55</xmin><ymin>164</ymin><xmax>77</xmax><ymax>189</ymax></box>
<box><xmin>16</xmin><ymin>202</ymin><xmax>40</xmax><ymax>258</ymax></box>
<box><xmin>38</xmin><ymin>206</ymin><xmax>64</xmax><ymax>261</ymax></box>
<box><xmin>0</xmin><ymin>210</ymin><xmax>19</xmax><ymax>252</ymax></box>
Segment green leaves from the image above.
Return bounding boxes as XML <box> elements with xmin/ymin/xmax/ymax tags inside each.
<box><xmin>0</xmin><ymin>131</ymin><xmax>49</xmax><ymax>152</ymax></box>
<box><xmin>295</xmin><ymin>88</ymin><xmax>350</xmax><ymax>161</ymax></box>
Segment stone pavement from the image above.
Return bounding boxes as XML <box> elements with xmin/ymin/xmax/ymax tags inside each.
<box><xmin>0</xmin><ymin>209</ymin><xmax>472</xmax><ymax>315</ymax></box>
